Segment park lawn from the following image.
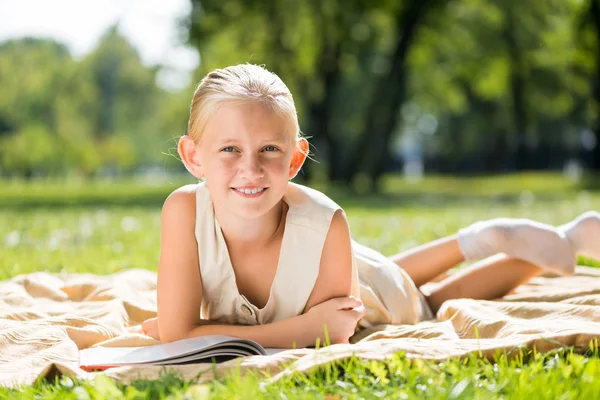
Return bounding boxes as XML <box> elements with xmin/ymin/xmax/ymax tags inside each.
<box><xmin>1</xmin><ymin>173</ymin><xmax>600</xmax><ymax>399</ymax></box>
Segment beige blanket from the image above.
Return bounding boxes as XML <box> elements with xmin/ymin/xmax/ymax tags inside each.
<box><xmin>2</xmin><ymin>267</ymin><xmax>600</xmax><ymax>388</ymax></box>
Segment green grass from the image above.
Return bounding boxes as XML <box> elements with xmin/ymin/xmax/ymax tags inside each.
<box><xmin>2</xmin><ymin>172</ymin><xmax>600</xmax><ymax>398</ymax></box>
<box><xmin>5</xmin><ymin>350</ymin><xmax>600</xmax><ymax>399</ymax></box>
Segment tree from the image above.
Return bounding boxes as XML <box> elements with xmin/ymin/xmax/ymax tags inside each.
<box><xmin>187</xmin><ymin>0</ymin><xmax>388</xmax><ymax>181</ymax></box>
<box><xmin>398</xmin><ymin>0</ymin><xmax>586</xmax><ymax>173</ymax></box>
<box><xmin>0</xmin><ymin>27</ymin><xmax>172</xmax><ymax>177</ymax></box>
<box><xmin>341</xmin><ymin>0</ymin><xmax>445</xmax><ymax>188</ymax></box>
<box><xmin>0</xmin><ymin>38</ymin><xmax>76</xmax><ymax>176</ymax></box>
<box><xmin>581</xmin><ymin>0</ymin><xmax>600</xmax><ymax>170</ymax></box>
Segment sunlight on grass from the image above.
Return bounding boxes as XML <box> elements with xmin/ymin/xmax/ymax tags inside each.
<box><xmin>2</xmin><ymin>173</ymin><xmax>600</xmax><ymax>398</ymax></box>
<box><xmin>3</xmin><ymin>348</ymin><xmax>600</xmax><ymax>399</ymax></box>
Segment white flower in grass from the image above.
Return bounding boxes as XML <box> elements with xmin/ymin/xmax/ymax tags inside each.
<box><xmin>121</xmin><ymin>216</ymin><xmax>140</xmax><ymax>232</ymax></box>
<box><xmin>79</xmin><ymin>216</ymin><xmax>94</xmax><ymax>238</ymax></box>
<box><xmin>112</xmin><ymin>242</ymin><xmax>124</xmax><ymax>253</ymax></box>
<box><xmin>519</xmin><ymin>190</ymin><xmax>535</xmax><ymax>208</ymax></box>
<box><xmin>47</xmin><ymin>229</ymin><xmax>69</xmax><ymax>251</ymax></box>
<box><xmin>95</xmin><ymin>210</ymin><xmax>108</xmax><ymax>226</ymax></box>
<box><xmin>5</xmin><ymin>231</ymin><xmax>20</xmax><ymax>247</ymax></box>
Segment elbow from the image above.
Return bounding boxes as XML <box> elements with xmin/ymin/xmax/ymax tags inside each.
<box><xmin>160</xmin><ymin>332</ymin><xmax>187</xmax><ymax>343</ymax></box>
<box><xmin>157</xmin><ymin>322</ymin><xmax>193</xmax><ymax>343</ymax></box>
<box><xmin>157</xmin><ymin>317</ymin><xmax>218</xmax><ymax>342</ymax></box>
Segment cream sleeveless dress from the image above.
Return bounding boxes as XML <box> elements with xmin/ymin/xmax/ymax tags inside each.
<box><xmin>194</xmin><ymin>182</ymin><xmax>434</xmax><ymax>329</ymax></box>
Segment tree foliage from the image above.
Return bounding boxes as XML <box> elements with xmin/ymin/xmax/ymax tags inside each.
<box><xmin>187</xmin><ymin>0</ymin><xmax>597</xmax><ymax>186</ymax></box>
<box><xmin>0</xmin><ymin>28</ymin><xmax>181</xmax><ymax>178</ymax></box>
<box><xmin>0</xmin><ymin>1</ymin><xmax>598</xmax><ymax>184</ymax></box>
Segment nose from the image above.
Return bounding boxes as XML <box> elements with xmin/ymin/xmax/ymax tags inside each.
<box><xmin>239</xmin><ymin>153</ymin><xmax>264</xmax><ymax>180</ymax></box>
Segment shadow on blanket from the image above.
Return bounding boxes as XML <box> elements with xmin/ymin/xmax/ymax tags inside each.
<box><xmin>1</xmin><ymin>267</ymin><xmax>600</xmax><ymax>388</ymax></box>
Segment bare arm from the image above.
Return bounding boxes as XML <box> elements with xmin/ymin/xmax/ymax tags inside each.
<box><xmin>156</xmin><ymin>185</ymin><xmax>333</xmax><ymax>348</ymax></box>
<box><xmin>186</xmin><ymin>314</ymin><xmax>314</xmax><ymax>348</ymax></box>
<box><xmin>156</xmin><ymin>185</ymin><xmax>204</xmax><ymax>343</ymax></box>
<box><xmin>303</xmin><ymin>209</ymin><xmax>355</xmax><ymax>312</ymax></box>
<box><xmin>185</xmin><ymin>293</ymin><xmax>363</xmax><ymax>348</ymax></box>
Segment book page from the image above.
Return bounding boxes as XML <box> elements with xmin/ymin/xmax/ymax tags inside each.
<box><xmin>79</xmin><ymin>335</ymin><xmax>266</xmax><ymax>367</ymax></box>
<box><xmin>264</xmin><ymin>348</ymin><xmax>289</xmax><ymax>356</ymax></box>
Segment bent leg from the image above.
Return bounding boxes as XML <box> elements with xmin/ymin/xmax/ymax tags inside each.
<box><xmin>389</xmin><ymin>214</ymin><xmax>581</xmax><ymax>288</ymax></box>
<box><xmin>388</xmin><ymin>235</ymin><xmax>464</xmax><ymax>288</ymax></box>
<box><xmin>423</xmin><ymin>253</ymin><xmax>542</xmax><ymax>314</ymax></box>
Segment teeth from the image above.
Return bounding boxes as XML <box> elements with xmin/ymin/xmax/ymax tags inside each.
<box><xmin>236</xmin><ymin>188</ymin><xmax>264</xmax><ymax>194</ymax></box>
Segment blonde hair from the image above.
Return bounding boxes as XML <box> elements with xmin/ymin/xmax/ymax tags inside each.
<box><xmin>187</xmin><ymin>64</ymin><xmax>302</xmax><ymax>148</ymax></box>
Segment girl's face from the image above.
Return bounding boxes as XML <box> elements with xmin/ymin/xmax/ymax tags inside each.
<box><xmin>197</xmin><ymin>102</ymin><xmax>301</xmax><ymax>220</ymax></box>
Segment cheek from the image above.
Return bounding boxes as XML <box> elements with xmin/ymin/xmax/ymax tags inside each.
<box><xmin>204</xmin><ymin>161</ymin><xmax>235</xmax><ymax>188</ymax></box>
<box><xmin>263</xmin><ymin>155</ymin><xmax>291</xmax><ymax>172</ymax></box>
<box><xmin>209</xmin><ymin>158</ymin><xmax>236</xmax><ymax>173</ymax></box>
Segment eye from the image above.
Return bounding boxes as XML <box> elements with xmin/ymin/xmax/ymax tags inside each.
<box><xmin>263</xmin><ymin>145</ymin><xmax>279</xmax><ymax>152</ymax></box>
<box><xmin>221</xmin><ymin>146</ymin><xmax>236</xmax><ymax>153</ymax></box>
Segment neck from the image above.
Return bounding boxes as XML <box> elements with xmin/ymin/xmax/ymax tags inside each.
<box><xmin>214</xmin><ymin>201</ymin><xmax>287</xmax><ymax>249</ymax></box>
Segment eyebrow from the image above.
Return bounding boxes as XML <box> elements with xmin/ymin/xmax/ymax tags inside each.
<box><xmin>217</xmin><ymin>137</ymin><xmax>289</xmax><ymax>145</ymax></box>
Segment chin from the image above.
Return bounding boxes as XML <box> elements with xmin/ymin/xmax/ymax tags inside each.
<box><xmin>231</xmin><ymin>197</ymin><xmax>280</xmax><ymax>216</ymax></box>
<box><xmin>231</xmin><ymin>205</ymin><xmax>271</xmax><ymax>220</ymax></box>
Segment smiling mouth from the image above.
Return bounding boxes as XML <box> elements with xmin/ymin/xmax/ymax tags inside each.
<box><xmin>232</xmin><ymin>187</ymin><xmax>267</xmax><ymax>197</ymax></box>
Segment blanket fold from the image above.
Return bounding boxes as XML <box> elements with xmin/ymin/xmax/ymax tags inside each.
<box><xmin>1</xmin><ymin>267</ymin><xmax>600</xmax><ymax>388</ymax></box>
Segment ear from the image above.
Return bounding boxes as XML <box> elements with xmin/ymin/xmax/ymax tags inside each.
<box><xmin>288</xmin><ymin>138</ymin><xmax>309</xmax><ymax>179</ymax></box>
<box><xmin>178</xmin><ymin>135</ymin><xmax>205</xmax><ymax>179</ymax></box>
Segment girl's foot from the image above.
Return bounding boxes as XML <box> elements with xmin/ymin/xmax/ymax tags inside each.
<box><xmin>559</xmin><ymin>211</ymin><xmax>600</xmax><ymax>261</ymax></box>
<box><xmin>458</xmin><ymin>218</ymin><xmax>575</xmax><ymax>276</ymax></box>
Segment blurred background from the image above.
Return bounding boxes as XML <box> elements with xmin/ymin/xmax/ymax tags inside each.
<box><xmin>1</xmin><ymin>0</ymin><xmax>600</xmax><ymax>191</ymax></box>
<box><xmin>4</xmin><ymin>0</ymin><xmax>600</xmax><ymax>278</ymax></box>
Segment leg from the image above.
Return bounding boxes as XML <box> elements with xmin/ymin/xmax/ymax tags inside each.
<box><xmin>424</xmin><ymin>253</ymin><xmax>542</xmax><ymax>314</ymax></box>
<box><xmin>390</xmin><ymin>214</ymin><xmax>580</xmax><ymax>287</ymax></box>
<box><xmin>392</xmin><ymin>211</ymin><xmax>600</xmax><ymax>314</ymax></box>
<box><xmin>559</xmin><ymin>211</ymin><xmax>600</xmax><ymax>260</ymax></box>
<box><xmin>389</xmin><ymin>235</ymin><xmax>464</xmax><ymax>288</ymax></box>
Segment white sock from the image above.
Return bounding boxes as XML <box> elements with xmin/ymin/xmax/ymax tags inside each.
<box><xmin>458</xmin><ymin>218</ymin><xmax>576</xmax><ymax>276</ymax></box>
<box><xmin>558</xmin><ymin>211</ymin><xmax>600</xmax><ymax>261</ymax></box>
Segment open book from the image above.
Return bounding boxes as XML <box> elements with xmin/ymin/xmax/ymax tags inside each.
<box><xmin>79</xmin><ymin>335</ymin><xmax>277</xmax><ymax>371</ymax></box>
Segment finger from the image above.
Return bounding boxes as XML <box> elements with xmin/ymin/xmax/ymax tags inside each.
<box><xmin>354</xmin><ymin>305</ymin><xmax>366</xmax><ymax>314</ymax></box>
<box><xmin>345</xmin><ymin>307</ymin><xmax>366</xmax><ymax>320</ymax></box>
<box><xmin>340</xmin><ymin>305</ymin><xmax>365</xmax><ymax>314</ymax></box>
<box><xmin>333</xmin><ymin>296</ymin><xmax>363</xmax><ymax>310</ymax></box>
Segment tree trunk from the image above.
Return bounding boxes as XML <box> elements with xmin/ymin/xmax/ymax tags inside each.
<box><xmin>262</xmin><ymin>2</ymin><xmax>317</xmax><ymax>181</ymax></box>
<box><xmin>302</xmin><ymin>0</ymin><xmax>344</xmax><ymax>182</ymax></box>
<box><xmin>313</xmin><ymin>43</ymin><xmax>343</xmax><ymax>181</ymax></box>
<box><xmin>97</xmin><ymin>57</ymin><xmax>118</xmax><ymax>138</ymax></box>
<box><xmin>342</xmin><ymin>0</ymin><xmax>436</xmax><ymax>189</ymax></box>
<box><xmin>458</xmin><ymin>80</ymin><xmax>507</xmax><ymax>172</ymax></box>
<box><xmin>590</xmin><ymin>0</ymin><xmax>600</xmax><ymax>169</ymax></box>
<box><xmin>503</xmin><ymin>2</ymin><xmax>530</xmax><ymax>170</ymax></box>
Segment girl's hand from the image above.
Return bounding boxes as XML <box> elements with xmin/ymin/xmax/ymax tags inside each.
<box><xmin>305</xmin><ymin>296</ymin><xmax>365</xmax><ymax>346</ymax></box>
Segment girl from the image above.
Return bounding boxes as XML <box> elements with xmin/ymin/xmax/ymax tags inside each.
<box><xmin>142</xmin><ymin>64</ymin><xmax>600</xmax><ymax>348</ymax></box>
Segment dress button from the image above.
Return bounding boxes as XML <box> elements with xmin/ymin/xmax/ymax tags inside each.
<box><xmin>241</xmin><ymin>304</ymin><xmax>253</xmax><ymax>317</ymax></box>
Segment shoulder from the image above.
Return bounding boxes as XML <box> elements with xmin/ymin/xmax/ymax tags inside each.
<box><xmin>324</xmin><ymin>209</ymin><xmax>351</xmax><ymax>254</ymax></box>
<box><xmin>285</xmin><ymin>183</ymin><xmax>342</xmax><ymax>230</ymax></box>
<box><xmin>286</xmin><ymin>182</ymin><xmax>340</xmax><ymax>211</ymax></box>
<box><xmin>163</xmin><ymin>183</ymin><xmax>197</xmax><ymax>210</ymax></box>
<box><xmin>302</xmin><ymin>208</ymin><xmax>354</xmax><ymax>311</ymax></box>
<box><xmin>329</xmin><ymin>208</ymin><xmax>350</xmax><ymax>234</ymax></box>
<box><xmin>161</xmin><ymin>183</ymin><xmax>202</xmax><ymax>225</ymax></box>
